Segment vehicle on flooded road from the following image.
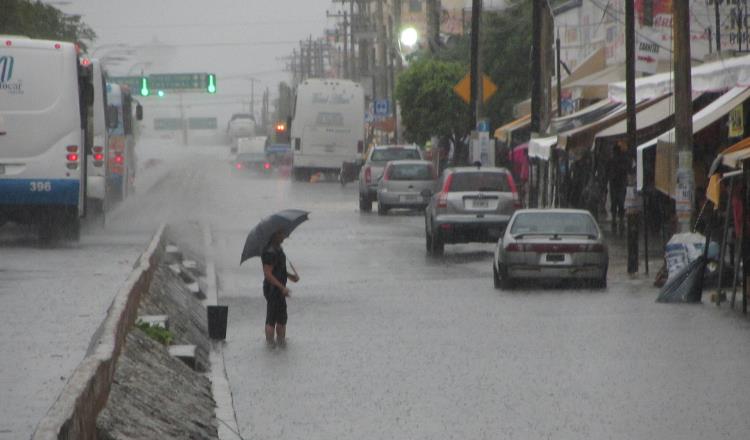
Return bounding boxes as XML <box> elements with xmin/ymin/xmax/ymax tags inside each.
<box><xmin>493</xmin><ymin>209</ymin><xmax>608</xmax><ymax>289</ymax></box>
<box><xmin>376</xmin><ymin>160</ymin><xmax>437</xmax><ymax>215</ymax></box>
<box><xmin>358</xmin><ymin>144</ymin><xmax>423</xmax><ymax>212</ymax></box>
<box><xmin>424</xmin><ymin>166</ymin><xmax>520</xmax><ymax>255</ymax></box>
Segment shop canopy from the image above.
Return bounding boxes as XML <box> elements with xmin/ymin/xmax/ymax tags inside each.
<box><xmin>494</xmin><ymin>114</ymin><xmax>530</xmax><ymax>144</ymax></box>
<box><xmin>637</xmin><ymin>86</ymin><xmax>750</xmax><ymax>196</ymax></box>
<box><xmin>609</xmin><ymin>54</ymin><xmax>750</xmax><ymax>102</ymax></box>
<box><xmin>528</xmin><ymin>136</ymin><xmax>558</xmax><ymax>160</ymax></box>
<box><xmin>595</xmin><ymin>93</ymin><xmax>675</xmax><ymax>140</ymax></box>
<box><xmin>549</xmin><ymin>99</ymin><xmax>621</xmax><ymax>134</ymax></box>
<box><xmin>565</xmin><ymin>64</ymin><xmax>627</xmax><ymax>101</ymax></box>
<box><xmin>720</xmin><ymin>137</ymin><xmax>750</xmax><ymax>169</ymax></box>
<box><xmin>557</xmin><ymin>96</ymin><xmax>669</xmax><ymax>157</ymax></box>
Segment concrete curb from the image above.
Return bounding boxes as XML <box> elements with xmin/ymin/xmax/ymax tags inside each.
<box><xmin>201</xmin><ymin>222</ymin><xmax>242</xmax><ymax>440</ymax></box>
<box><xmin>31</xmin><ymin>224</ymin><xmax>167</xmax><ymax>440</ymax></box>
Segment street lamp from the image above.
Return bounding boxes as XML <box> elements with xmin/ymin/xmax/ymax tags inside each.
<box><xmin>399</xmin><ymin>27</ymin><xmax>419</xmax><ymax>48</ymax></box>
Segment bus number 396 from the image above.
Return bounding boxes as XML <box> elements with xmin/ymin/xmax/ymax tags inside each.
<box><xmin>30</xmin><ymin>181</ymin><xmax>52</xmax><ymax>192</ymax></box>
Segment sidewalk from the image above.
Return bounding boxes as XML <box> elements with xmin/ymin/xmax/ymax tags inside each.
<box><xmin>600</xmin><ymin>217</ymin><xmax>664</xmax><ymax>282</ymax></box>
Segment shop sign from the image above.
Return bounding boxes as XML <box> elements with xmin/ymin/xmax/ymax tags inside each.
<box><xmin>636</xmin><ymin>38</ymin><xmax>659</xmax><ymax>74</ymax></box>
<box><xmin>729</xmin><ymin>104</ymin><xmax>744</xmax><ymax>138</ymax></box>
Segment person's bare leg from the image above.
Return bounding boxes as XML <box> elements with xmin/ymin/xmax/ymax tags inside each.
<box><xmin>265</xmin><ymin>324</ymin><xmax>275</xmax><ymax>345</ymax></box>
<box><xmin>276</xmin><ymin>324</ymin><xmax>286</xmax><ymax>346</ymax></box>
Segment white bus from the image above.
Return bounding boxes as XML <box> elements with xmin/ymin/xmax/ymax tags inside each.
<box><xmin>86</xmin><ymin>58</ymin><xmax>111</xmax><ymax>217</ymax></box>
<box><xmin>290</xmin><ymin>79</ymin><xmax>364</xmax><ymax>181</ymax></box>
<box><xmin>0</xmin><ymin>36</ymin><xmax>93</xmax><ymax>240</ymax></box>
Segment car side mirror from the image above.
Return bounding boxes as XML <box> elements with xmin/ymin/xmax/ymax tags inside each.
<box><xmin>106</xmin><ymin>105</ymin><xmax>119</xmax><ymax>129</ymax></box>
<box><xmin>135</xmin><ymin>103</ymin><xmax>144</xmax><ymax>121</ymax></box>
<box><xmin>420</xmin><ymin>189</ymin><xmax>433</xmax><ymax>199</ymax></box>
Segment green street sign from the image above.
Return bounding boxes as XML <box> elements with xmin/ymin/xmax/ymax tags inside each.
<box><xmin>154</xmin><ymin>118</ymin><xmax>183</xmax><ymax>130</ymax></box>
<box><xmin>149</xmin><ymin>73</ymin><xmax>212</xmax><ymax>91</ymax></box>
<box><xmin>188</xmin><ymin>117</ymin><xmax>218</xmax><ymax>130</ymax></box>
<box><xmin>109</xmin><ymin>76</ymin><xmax>141</xmax><ymax>92</ymax></box>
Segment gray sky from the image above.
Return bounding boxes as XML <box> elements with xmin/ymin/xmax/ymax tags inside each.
<box><xmin>60</xmin><ymin>0</ymin><xmax>334</xmax><ymax>121</ymax></box>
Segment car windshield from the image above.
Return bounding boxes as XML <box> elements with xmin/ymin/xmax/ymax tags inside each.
<box><xmin>510</xmin><ymin>212</ymin><xmax>598</xmax><ymax>236</ymax></box>
<box><xmin>388</xmin><ymin>164</ymin><xmax>433</xmax><ymax>181</ymax></box>
<box><xmin>370</xmin><ymin>148</ymin><xmax>420</xmax><ymax>162</ymax></box>
<box><xmin>448</xmin><ymin>172</ymin><xmax>510</xmax><ymax>192</ymax></box>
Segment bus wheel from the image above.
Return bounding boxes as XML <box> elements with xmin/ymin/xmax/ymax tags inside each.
<box><xmin>61</xmin><ymin>209</ymin><xmax>81</xmax><ymax>241</ymax></box>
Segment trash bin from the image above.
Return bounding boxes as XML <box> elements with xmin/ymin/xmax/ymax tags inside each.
<box><xmin>207</xmin><ymin>305</ymin><xmax>228</xmax><ymax>340</ymax></box>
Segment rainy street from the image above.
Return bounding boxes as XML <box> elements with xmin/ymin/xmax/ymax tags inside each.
<box><xmin>175</xmin><ymin>146</ymin><xmax>750</xmax><ymax>440</ymax></box>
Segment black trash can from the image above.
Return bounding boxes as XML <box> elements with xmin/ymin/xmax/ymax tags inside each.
<box><xmin>207</xmin><ymin>305</ymin><xmax>228</xmax><ymax>340</ymax></box>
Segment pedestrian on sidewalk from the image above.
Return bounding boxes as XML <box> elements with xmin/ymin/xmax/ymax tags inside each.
<box><xmin>261</xmin><ymin>230</ymin><xmax>299</xmax><ymax>347</ymax></box>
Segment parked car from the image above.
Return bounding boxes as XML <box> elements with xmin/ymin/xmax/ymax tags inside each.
<box><xmin>424</xmin><ymin>166</ymin><xmax>521</xmax><ymax>255</ymax></box>
<box><xmin>376</xmin><ymin>160</ymin><xmax>438</xmax><ymax>215</ymax></box>
<box><xmin>358</xmin><ymin>144</ymin><xmax>423</xmax><ymax>212</ymax></box>
<box><xmin>493</xmin><ymin>209</ymin><xmax>608</xmax><ymax>289</ymax></box>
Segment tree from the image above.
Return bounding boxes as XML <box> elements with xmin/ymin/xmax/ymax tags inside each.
<box><xmin>0</xmin><ymin>0</ymin><xmax>97</xmax><ymax>51</ymax></box>
<box><xmin>395</xmin><ymin>57</ymin><xmax>471</xmax><ymax>163</ymax></box>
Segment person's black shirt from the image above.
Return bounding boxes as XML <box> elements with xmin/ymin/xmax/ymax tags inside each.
<box><xmin>261</xmin><ymin>244</ymin><xmax>287</xmax><ymax>293</ymax></box>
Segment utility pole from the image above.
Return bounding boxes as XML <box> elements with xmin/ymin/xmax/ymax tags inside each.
<box><xmin>715</xmin><ymin>0</ymin><xmax>722</xmax><ymax>54</ymax></box>
<box><xmin>626</xmin><ymin>0</ymin><xmax>639</xmax><ymax>273</ymax></box>
<box><xmin>344</xmin><ymin>12</ymin><xmax>350</xmax><ymax>78</ymax></box>
<box><xmin>426</xmin><ymin>0</ymin><xmax>441</xmax><ymax>53</ymax></box>
<box><xmin>375</xmin><ymin>0</ymin><xmax>387</xmax><ymax>99</ymax></box>
<box><xmin>673</xmin><ymin>0</ymin><xmax>694</xmax><ymax>233</ymax></box>
<box><xmin>469</xmin><ymin>0</ymin><xmax>481</xmax><ymax>132</ymax></box>
<box><xmin>556</xmin><ymin>32</ymin><xmax>562</xmax><ymax>118</ymax></box>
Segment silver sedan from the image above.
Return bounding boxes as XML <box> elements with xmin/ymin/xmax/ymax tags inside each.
<box><xmin>376</xmin><ymin>160</ymin><xmax>437</xmax><ymax>215</ymax></box>
<box><xmin>493</xmin><ymin>209</ymin><xmax>608</xmax><ymax>288</ymax></box>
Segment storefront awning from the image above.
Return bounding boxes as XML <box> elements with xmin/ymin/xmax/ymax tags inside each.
<box><xmin>636</xmin><ymin>138</ymin><xmax>658</xmax><ymax>191</ymax></box>
<box><xmin>565</xmin><ymin>65</ymin><xmax>627</xmax><ymax>101</ymax></box>
<box><xmin>721</xmin><ymin>137</ymin><xmax>750</xmax><ymax>169</ymax></box>
<box><xmin>654</xmin><ymin>86</ymin><xmax>750</xmax><ymax>197</ymax></box>
<box><xmin>595</xmin><ymin>93</ymin><xmax>676</xmax><ymax>139</ymax></box>
<box><xmin>494</xmin><ymin>114</ymin><xmax>531</xmax><ymax>143</ymax></box>
<box><xmin>528</xmin><ymin>136</ymin><xmax>557</xmax><ymax>160</ymax></box>
<box><xmin>549</xmin><ymin>99</ymin><xmax>621</xmax><ymax>134</ymax></box>
<box><xmin>609</xmin><ymin>54</ymin><xmax>750</xmax><ymax>102</ymax></box>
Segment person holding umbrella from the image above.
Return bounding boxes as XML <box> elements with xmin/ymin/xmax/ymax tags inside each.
<box><xmin>241</xmin><ymin>209</ymin><xmax>309</xmax><ymax>347</ymax></box>
<box><xmin>261</xmin><ymin>230</ymin><xmax>299</xmax><ymax>346</ymax></box>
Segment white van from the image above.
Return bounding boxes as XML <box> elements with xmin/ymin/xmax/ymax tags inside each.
<box><xmin>86</xmin><ymin>58</ymin><xmax>110</xmax><ymax>217</ymax></box>
<box><xmin>0</xmin><ymin>36</ymin><xmax>93</xmax><ymax>240</ymax></box>
<box><xmin>290</xmin><ymin>79</ymin><xmax>364</xmax><ymax>181</ymax></box>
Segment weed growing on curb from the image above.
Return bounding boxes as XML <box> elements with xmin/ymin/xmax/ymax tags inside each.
<box><xmin>136</xmin><ymin>321</ymin><xmax>174</xmax><ymax>346</ymax></box>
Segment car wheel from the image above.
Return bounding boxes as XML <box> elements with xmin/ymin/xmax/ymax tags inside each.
<box><xmin>359</xmin><ymin>194</ymin><xmax>372</xmax><ymax>213</ymax></box>
<box><xmin>493</xmin><ymin>263</ymin><xmax>502</xmax><ymax>289</ymax></box>
<box><xmin>377</xmin><ymin>203</ymin><xmax>388</xmax><ymax>216</ymax></box>
<box><xmin>592</xmin><ymin>268</ymin><xmax>608</xmax><ymax>289</ymax></box>
<box><xmin>495</xmin><ymin>263</ymin><xmax>513</xmax><ymax>289</ymax></box>
<box><xmin>430</xmin><ymin>229</ymin><xmax>444</xmax><ymax>256</ymax></box>
<box><xmin>425</xmin><ymin>229</ymin><xmax>432</xmax><ymax>252</ymax></box>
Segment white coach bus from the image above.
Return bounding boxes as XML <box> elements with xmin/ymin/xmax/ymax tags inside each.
<box><xmin>290</xmin><ymin>79</ymin><xmax>364</xmax><ymax>181</ymax></box>
<box><xmin>0</xmin><ymin>36</ymin><xmax>93</xmax><ymax>240</ymax></box>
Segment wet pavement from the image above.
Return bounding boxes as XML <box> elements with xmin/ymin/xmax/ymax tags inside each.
<box><xmin>3</xmin><ymin>141</ymin><xmax>750</xmax><ymax>439</ymax></box>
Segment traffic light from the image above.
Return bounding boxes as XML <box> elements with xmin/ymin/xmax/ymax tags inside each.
<box><xmin>206</xmin><ymin>73</ymin><xmax>217</xmax><ymax>94</ymax></box>
<box><xmin>157</xmin><ymin>90</ymin><xmax>165</xmax><ymax>97</ymax></box>
<box><xmin>139</xmin><ymin>76</ymin><xmax>150</xmax><ymax>96</ymax></box>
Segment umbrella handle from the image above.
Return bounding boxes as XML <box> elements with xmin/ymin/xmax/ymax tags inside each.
<box><xmin>287</xmin><ymin>257</ymin><xmax>299</xmax><ymax>278</ymax></box>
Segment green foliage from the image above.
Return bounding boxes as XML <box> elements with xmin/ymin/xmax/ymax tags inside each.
<box><xmin>0</xmin><ymin>0</ymin><xmax>97</xmax><ymax>51</ymax></box>
<box><xmin>136</xmin><ymin>321</ymin><xmax>174</xmax><ymax>346</ymax></box>
<box><xmin>395</xmin><ymin>57</ymin><xmax>471</xmax><ymax>149</ymax></box>
<box><xmin>395</xmin><ymin>0</ymin><xmax>533</xmax><ymax>147</ymax></box>
<box><xmin>480</xmin><ymin>1</ymin><xmax>534</xmax><ymax>126</ymax></box>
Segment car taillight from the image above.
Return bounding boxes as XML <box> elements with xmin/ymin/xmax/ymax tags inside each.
<box><xmin>66</xmin><ymin>153</ymin><xmax>79</xmax><ymax>162</ymax></box>
<box><xmin>437</xmin><ymin>192</ymin><xmax>448</xmax><ymax>208</ymax></box>
<box><xmin>382</xmin><ymin>165</ymin><xmax>391</xmax><ymax>182</ymax></box>
<box><xmin>235</xmin><ymin>163</ymin><xmax>243</xmax><ymax>170</ymax></box>
<box><xmin>364</xmin><ymin>166</ymin><xmax>372</xmax><ymax>184</ymax></box>
<box><xmin>441</xmin><ymin>173</ymin><xmax>454</xmax><ymax>193</ymax></box>
<box><xmin>94</xmin><ymin>153</ymin><xmax>104</xmax><ymax>161</ymax></box>
<box><xmin>114</xmin><ymin>154</ymin><xmax>124</xmax><ymax>164</ymax></box>
<box><xmin>506</xmin><ymin>243</ymin><xmax>522</xmax><ymax>252</ymax></box>
<box><xmin>264</xmin><ymin>162</ymin><xmax>271</xmax><ymax>170</ymax></box>
<box><xmin>586</xmin><ymin>243</ymin><xmax>605</xmax><ymax>252</ymax></box>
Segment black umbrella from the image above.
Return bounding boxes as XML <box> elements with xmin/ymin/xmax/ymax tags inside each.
<box><xmin>240</xmin><ymin>209</ymin><xmax>309</xmax><ymax>264</ymax></box>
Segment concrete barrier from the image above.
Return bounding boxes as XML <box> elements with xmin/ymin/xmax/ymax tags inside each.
<box><xmin>32</xmin><ymin>224</ymin><xmax>167</xmax><ymax>440</ymax></box>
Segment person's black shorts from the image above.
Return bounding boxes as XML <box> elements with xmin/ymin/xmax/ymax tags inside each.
<box><xmin>264</xmin><ymin>285</ymin><xmax>288</xmax><ymax>326</ymax></box>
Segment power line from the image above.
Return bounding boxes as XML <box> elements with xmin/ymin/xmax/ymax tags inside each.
<box><xmin>99</xmin><ymin>19</ymin><xmax>328</xmax><ymax>30</ymax></box>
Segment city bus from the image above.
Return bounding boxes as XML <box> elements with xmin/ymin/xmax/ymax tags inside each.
<box><xmin>86</xmin><ymin>58</ymin><xmax>111</xmax><ymax>217</ymax></box>
<box><xmin>290</xmin><ymin>79</ymin><xmax>364</xmax><ymax>181</ymax></box>
<box><xmin>0</xmin><ymin>36</ymin><xmax>93</xmax><ymax>240</ymax></box>
<box><xmin>106</xmin><ymin>83</ymin><xmax>140</xmax><ymax>202</ymax></box>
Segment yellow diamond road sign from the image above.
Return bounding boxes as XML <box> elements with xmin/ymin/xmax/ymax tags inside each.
<box><xmin>453</xmin><ymin>73</ymin><xmax>498</xmax><ymax>104</ymax></box>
